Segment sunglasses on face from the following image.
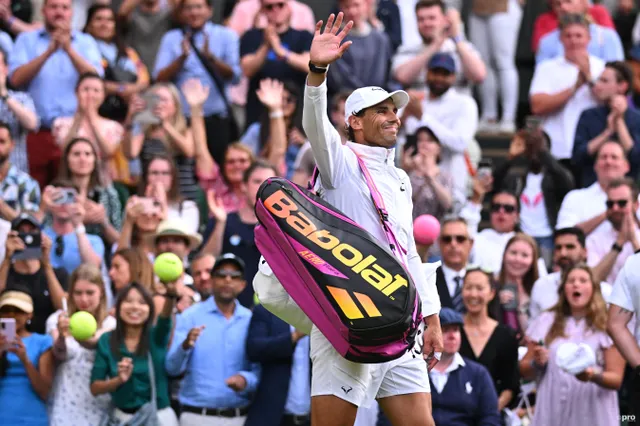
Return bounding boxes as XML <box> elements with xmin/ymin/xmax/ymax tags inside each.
<box><xmin>212</xmin><ymin>270</ymin><xmax>244</xmax><ymax>279</ymax></box>
<box><xmin>606</xmin><ymin>199</ymin><xmax>628</xmax><ymax>209</ymax></box>
<box><xmin>264</xmin><ymin>2</ymin><xmax>285</xmax><ymax>11</ymax></box>
<box><xmin>55</xmin><ymin>235</ymin><xmax>64</xmax><ymax>257</ymax></box>
<box><xmin>491</xmin><ymin>203</ymin><xmax>516</xmax><ymax>214</ymax></box>
<box><xmin>440</xmin><ymin>234</ymin><xmax>468</xmax><ymax>245</ymax></box>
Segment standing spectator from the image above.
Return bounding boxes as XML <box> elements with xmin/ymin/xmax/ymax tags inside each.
<box><xmin>240</xmin><ymin>0</ymin><xmax>312</xmax><ymax>126</ymax></box>
<box><xmin>0</xmin><ymin>214</ymin><xmax>67</xmax><ymax>334</ymax></box>
<box><xmin>91</xmin><ymin>282</ymin><xmax>179</xmax><ymax>425</ymax></box>
<box><xmin>201</xmin><ymin>160</ymin><xmax>276</xmax><ymax>308</ymax></box>
<box><xmin>0</xmin><ymin>47</ymin><xmax>38</xmax><ymax>175</ymax></box>
<box><xmin>245</xmin><ymin>304</ymin><xmax>310</xmax><ymax>426</ymax></box>
<box><xmin>469</xmin><ymin>0</ymin><xmax>522</xmax><ymax>134</ymax></box>
<box><xmin>365</xmin><ymin>0</ymin><xmax>402</xmax><ymax>53</ymax></box>
<box><xmin>435</xmin><ymin>218</ymin><xmax>474</xmax><ymax>313</ymax></box>
<box><xmin>227</xmin><ymin>0</ymin><xmax>315</xmax><ymax>35</ymax></box>
<box><xmin>154</xmin><ymin>0</ymin><xmax>242</xmax><ymax>166</ymax></box>
<box><xmin>573</xmin><ymin>61</ymin><xmax>640</xmax><ymax>187</ymax></box>
<box><xmin>429</xmin><ymin>307</ymin><xmax>501</xmax><ymax>426</ymax></box>
<box><xmin>165</xmin><ymin>254</ymin><xmax>260</xmax><ymax>426</ymax></box>
<box><xmin>520</xmin><ymin>264</ymin><xmax>624</xmax><ymax>426</ymax></box>
<box><xmin>0</xmin><ymin>290</ymin><xmax>55</xmax><ymax>426</ymax></box>
<box><xmin>0</xmin><ymin>121</ymin><xmax>40</xmax><ymax>223</ymax></box>
<box><xmin>46</xmin><ymin>264</ymin><xmax>115</xmax><ymax>426</ymax></box>
<box><xmin>327</xmin><ymin>0</ymin><xmax>392</xmax><ymax>95</ymax></box>
<box><xmin>190</xmin><ymin>251</ymin><xmax>215</xmax><ymax>300</ymax></box>
<box><xmin>530</xmin><ymin>13</ymin><xmax>605</xmax><ymax>165</ymax></box>
<box><xmin>9</xmin><ymin>0</ymin><xmax>103</xmax><ymax>188</ymax></box>
<box><xmin>392</xmin><ymin>0</ymin><xmax>485</xmax><ymax>96</ymax></box>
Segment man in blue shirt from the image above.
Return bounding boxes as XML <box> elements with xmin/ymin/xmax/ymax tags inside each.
<box><xmin>166</xmin><ymin>253</ymin><xmax>260</xmax><ymax>426</ymax></box>
<box><xmin>245</xmin><ymin>304</ymin><xmax>310</xmax><ymax>426</ymax></box>
<box><xmin>154</xmin><ymin>0</ymin><xmax>241</xmax><ymax>166</ymax></box>
<box><xmin>8</xmin><ymin>0</ymin><xmax>102</xmax><ymax>188</ymax></box>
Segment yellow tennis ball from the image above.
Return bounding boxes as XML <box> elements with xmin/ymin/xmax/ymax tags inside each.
<box><xmin>69</xmin><ymin>311</ymin><xmax>97</xmax><ymax>341</ymax></box>
<box><xmin>154</xmin><ymin>253</ymin><xmax>184</xmax><ymax>282</ymax></box>
<box><xmin>253</xmin><ymin>293</ymin><xmax>260</xmax><ymax>306</ymax></box>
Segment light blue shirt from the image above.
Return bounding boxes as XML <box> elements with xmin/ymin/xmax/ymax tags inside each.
<box><xmin>536</xmin><ymin>24</ymin><xmax>624</xmax><ymax>64</ymax></box>
<box><xmin>165</xmin><ymin>297</ymin><xmax>260</xmax><ymax>408</ymax></box>
<box><xmin>284</xmin><ymin>326</ymin><xmax>310</xmax><ymax>416</ymax></box>
<box><xmin>8</xmin><ymin>29</ymin><xmax>103</xmax><ymax>127</ymax></box>
<box><xmin>153</xmin><ymin>23</ymin><xmax>241</xmax><ymax>117</ymax></box>
<box><xmin>43</xmin><ymin>227</ymin><xmax>105</xmax><ymax>274</ymax></box>
<box><xmin>0</xmin><ymin>30</ymin><xmax>13</xmax><ymax>57</ymax></box>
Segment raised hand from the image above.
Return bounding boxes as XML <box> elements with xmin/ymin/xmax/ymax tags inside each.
<box><xmin>256</xmin><ymin>78</ymin><xmax>284</xmax><ymax>112</ymax></box>
<box><xmin>5</xmin><ymin>231</ymin><xmax>25</xmax><ymax>260</ymax></box>
<box><xmin>181</xmin><ymin>79</ymin><xmax>210</xmax><ymax>108</ymax></box>
<box><xmin>117</xmin><ymin>357</ymin><xmax>134</xmax><ymax>383</ymax></box>
<box><xmin>309</xmin><ymin>12</ymin><xmax>354</xmax><ymax>67</ymax></box>
<box><xmin>207</xmin><ymin>189</ymin><xmax>227</xmax><ymax>223</ymax></box>
<box><xmin>182</xmin><ymin>325</ymin><xmax>205</xmax><ymax>350</ymax></box>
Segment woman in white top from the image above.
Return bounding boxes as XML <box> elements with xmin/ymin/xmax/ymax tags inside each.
<box><xmin>47</xmin><ymin>264</ymin><xmax>116</xmax><ymax>426</ymax></box>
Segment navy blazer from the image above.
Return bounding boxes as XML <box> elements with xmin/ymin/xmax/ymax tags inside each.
<box><xmin>435</xmin><ymin>266</ymin><xmax>454</xmax><ymax>310</ymax></box>
<box><xmin>245</xmin><ymin>305</ymin><xmax>298</xmax><ymax>426</ymax></box>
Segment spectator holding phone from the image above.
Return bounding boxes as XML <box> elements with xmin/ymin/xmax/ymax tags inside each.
<box><xmin>0</xmin><ymin>290</ymin><xmax>55</xmax><ymax>426</ymax></box>
<box><xmin>116</xmin><ymin>194</ymin><xmax>165</xmax><ymax>259</ymax></box>
<box><xmin>46</xmin><ymin>264</ymin><xmax>116</xmax><ymax>426</ymax></box>
<box><xmin>91</xmin><ymin>282</ymin><xmax>178</xmax><ymax>425</ymax></box>
<box><xmin>520</xmin><ymin>264</ymin><xmax>624</xmax><ymax>426</ymax></box>
<box><xmin>0</xmin><ymin>214</ymin><xmax>68</xmax><ymax>334</ymax></box>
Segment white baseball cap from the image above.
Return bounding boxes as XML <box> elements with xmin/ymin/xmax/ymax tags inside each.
<box><xmin>344</xmin><ymin>86</ymin><xmax>410</xmax><ymax>125</ymax></box>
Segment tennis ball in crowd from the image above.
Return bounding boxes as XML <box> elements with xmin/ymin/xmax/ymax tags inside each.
<box><xmin>69</xmin><ymin>311</ymin><xmax>98</xmax><ymax>341</ymax></box>
<box><xmin>253</xmin><ymin>293</ymin><xmax>260</xmax><ymax>306</ymax></box>
<box><xmin>154</xmin><ymin>252</ymin><xmax>184</xmax><ymax>282</ymax></box>
<box><xmin>413</xmin><ymin>215</ymin><xmax>441</xmax><ymax>246</ymax></box>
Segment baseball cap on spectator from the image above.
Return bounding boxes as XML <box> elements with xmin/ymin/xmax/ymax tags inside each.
<box><xmin>148</xmin><ymin>219</ymin><xmax>202</xmax><ymax>250</ymax></box>
<box><xmin>212</xmin><ymin>253</ymin><xmax>245</xmax><ymax>274</ymax></box>
<box><xmin>439</xmin><ymin>307</ymin><xmax>464</xmax><ymax>326</ymax></box>
<box><xmin>428</xmin><ymin>53</ymin><xmax>456</xmax><ymax>74</ymax></box>
<box><xmin>344</xmin><ymin>87</ymin><xmax>409</xmax><ymax>125</ymax></box>
<box><xmin>0</xmin><ymin>290</ymin><xmax>33</xmax><ymax>314</ymax></box>
<box><xmin>11</xmin><ymin>213</ymin><xmax>40</xmax><ymax>231</ymax></box>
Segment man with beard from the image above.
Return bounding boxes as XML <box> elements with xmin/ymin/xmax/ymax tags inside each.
<box><xmin>403</xmin><ymin>52</ymin><xmax>478</xmax><ymax>209</ymax></box>
<box><xmin>190</xmin><ymin>252</ymin><xmax>216</xmax><ymax>300</ymax></box>
<box><xmin>586</xmin><ymin>177</ymin><xmax>640</xmax><ymax>284</ymax></box>
<box><xmin>529</xmin><ymin>227</ymin><xmax>612</xmax><ymax>320</ymax></box>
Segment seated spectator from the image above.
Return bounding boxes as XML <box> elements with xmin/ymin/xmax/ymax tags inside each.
<box><xmin>245</xmin><ymin>303</ymin><xmax>310</xmax><ymax>426</ymax></box>
<box><xmin>240</xmin><ymin>0</ymin><xmax>312</xmax><ymax>126</ymax></box>
<box><xmin>9</xmin><ymin>0</ymin><xmax>103</xmax><ymax>188</ymax></box>
<box><xmin>435</xmin><ymin>217</ymin><xmax>474</xmax><ymax>313</ymax></box>
<box><xmin>392</xmin><ymin>0</ymin><xmax>485</xmax><ymax>96</ymax></box>
<box><xmin>493</xmin><ymin>129</ymin><xmax>574</xmax><ymax>265</ymax></box>
<box><xmin>0</xmin><ymin>121</ymin><xmax>41</xmax><ymax>223</ymax></box>
<box><xmin>123</xmin><ymin>83</ymin><xmax>198</xmax><ymax>200</ymax></box>
<box><xmin>0</xmin><ymin>214</ymin><xmax>67</xmax><ymax>334</ymax></box>
<box><xmin>40</xmin><ymin>180</ymin><xmax>104</xmax><ymax>274</ymax></box>
<box><xmin>91</xmin><ymin>282</ymin><xmax>179</xmax><ymax>425</ymax></box>
<box><xmin>189</xmin><ymin>252</ymin><xmax>215</xmax><ymax>300</ymax></box>
<box><xmin>429</xmin><ymin>307</ymin><xmax>501</xmax><ymax>426</ymax></box>
<box><xmin>0</xmin><ymin>47</ymin><xmax>38</xmax><ymax>175</ymax></box>
<box><xmin>108</xmin><ymin>247</ymin><xmax>159</xmax><ymax>305</ymax></box>
<box><xmin>459</xmin><ymin>267</ymin><xmax>520</xmax><ymax>413</ymax></box>
<box><xmin>537</xmin><ymin>7</ymin><xmax>623</xmax><ymax>64</ymax></box>
<box><xmin>573</xmin><ymin>61</ymin><xmax>640</xmax><ymax>188</ymax></box>
<box><xmin>202</xmin><ymin>160</ymin><xmax>277</xmax><ymax>308</ymax></box>
<box><xmin>520</xmin><ymin>264</ymin><xmax>624</xmax><ymax>426</ymax></box>
<box><xmin>53</xmin><ymin>137</ymin><xmax>123</xmax><ymax>248</ymax></box>
<box><xmin>557</xmin><ymin>140</ymin><xmax>635</xmax><ymax>234</ymax></box>
<box><xmin>0</xmin><ymin>290</ymin><xmax>55</xmax><ymax>426</ymax></box>
<box><xmin>242</xmin><ymin>79</ymin><xmax>304</xmax><ymax>178</ymax></box>
<box><xmin>51</xmin><ymin>73</ymin><xmax>124</xmax><ymax>184</ymax></box>
<box><xmin>495</xmin><ymin>233</ymin><xmax>540</xmax><ymax>336</ymax></box>
<box><xmin>83</xmin><ymin>4</ymin><xmax>150</xmax><ymax>123</ymax></box>
<box><xmin>532</xmin><ymin>0</ymin><xmax>614</xmax><ymax>51</ymax></box>
<box><xmin>403</xmin><ymin>53</ymin><xmax>478</xmax><ymax>209</ymax></box>
<box><xmin>139</xmin><ymin>154</ymin><xmax>200</xmax><ymax>235</ymax></box>
<box><xmin>469</xmin><ymin>0</ymin><xmax>521</xmax><ymax>133</ymax></box>
<box><xmin>326</xmin><ymin>0</ymin><xmax>392</xmax><ymax>94</ymax></box>
<box><xmin>117</xmin><ymin>194</ymin><xmax>165</xmax><ymax>258</ymax></box>
<box><xmin>530</xmin><ymin>227</ymin><xmax>612</xmax><ymax>320</ymax></box>
<box><xmin>46</xmin><ymin>264</ymin><xmax>115</xmax><ymax>426</ymax></box>
<box><xmin>587</xmin><ymin>178</ymin><xmax>640</xmax><ymax>284</ymax></box>
<box><xmin>165</xmin><ymin>254</ymin><xmax>260</xmax><ymax>425</ymax></box>
<box><xmin>402</xmin><ymin>126</ymin><xmax>453</xmax><ymax>221</ymax></box>
<box><xmin>530</xmin><ymin>13</ymin><xmax>605</xmax><ymax>164</ymax></box>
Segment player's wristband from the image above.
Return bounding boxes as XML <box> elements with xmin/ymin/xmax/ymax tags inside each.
<box><xmin>309</xmin><ymin>62</ymin><xmax>329</xmax><ymax>74</ymax></box>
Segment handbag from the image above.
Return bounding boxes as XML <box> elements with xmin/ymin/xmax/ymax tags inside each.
<box><xmin>100</xmin><ymin>354</ymin><xmax>159</xmax><ymax>426</ymax></box>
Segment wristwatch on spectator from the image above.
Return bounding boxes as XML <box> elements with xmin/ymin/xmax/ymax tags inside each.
<box><xmin>612</xmin><ymin>243</ymin><xmax>623</xmax><ymax>253</ymax></box>
<box><xmin>309</xmin><ymin>62</ymin><xmax>329</xmax><ymax>74</ymax></box>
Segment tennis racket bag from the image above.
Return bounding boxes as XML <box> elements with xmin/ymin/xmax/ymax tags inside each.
<box><xmin>254</xmin><ymin>163</ymin><xmax>422</xmax><ymax>364</ymax></box>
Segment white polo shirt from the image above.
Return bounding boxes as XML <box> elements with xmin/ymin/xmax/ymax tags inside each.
<box><xmin>529</xmin><ymin>55</ymin><xmax>604</xmax><ymax>159</ymax></box>
<box><xmin>609</xmin><ymin>253</ymin><xmax>640</xmax><ymax>343</ymax></box>
<box><xmin>586</xmin><ymin>221</ymin><xmax>640</xmax><ymax>285</ymax></box>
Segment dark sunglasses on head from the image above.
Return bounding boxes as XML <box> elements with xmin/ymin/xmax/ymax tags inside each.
<box><xmin>264</xmin><ymin>1</ymin><xmax>285</xmax><ymax>11</ymax></box>
<box><xmin>491</xmin><ymin>203</ymin><xmax>516</xmax><ymax>214</ymax></box>
<box><xmin>606</xmin><ymin>199</ymin><xmax>628</xmax><ymax>209</ymax></box>
<box><xmin>213</xmin><ymin>270</ymin><xmax>244</xmax><ymax>279</ymax></box>
<box><xmin>440</xmin><ymin>234</ymin><xmax>468</xmax><ymax>244</ymax></box>
<box><xmin>55</xmin><ymin>235</ymin><xmax>64</xmax><ymax>257</ymax></box>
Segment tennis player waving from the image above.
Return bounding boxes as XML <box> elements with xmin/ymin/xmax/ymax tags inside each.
<box><xmin>302</xmin><ymin>12</ymin><xmax>443</xmax><ymax>426</ymax></box>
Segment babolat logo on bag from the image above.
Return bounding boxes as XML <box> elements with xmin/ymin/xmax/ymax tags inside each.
<box><xmin>254</xmin><ymin>177</ymin><xmax>422</xmax><ymax>364</ymax></box>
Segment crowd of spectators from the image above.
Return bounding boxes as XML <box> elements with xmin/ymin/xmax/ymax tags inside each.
<box><xmin>1</xmin><ymin>0</ymin><xmax>640</xmax><ymax>425</ymax></box>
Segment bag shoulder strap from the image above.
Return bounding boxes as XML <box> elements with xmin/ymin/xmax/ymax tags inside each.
<box><xmin>147</xmin><ymin>352</ymin><xmax>156</xmax><ymax>406</ymax></box>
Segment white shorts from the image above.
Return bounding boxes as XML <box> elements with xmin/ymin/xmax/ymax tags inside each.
<box><xmin>310</xmin><ymin>323</ymin><xmax>430</xmax><ymax>408</ymax></box>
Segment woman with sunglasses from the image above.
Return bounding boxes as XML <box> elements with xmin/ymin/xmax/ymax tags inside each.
<box><xmin>46</xmin><ymin>264</ymin><xmax>115</xmax><ymax>426</ymax></box>
<box><xmin>0</xmin><ymin>290</ymin><xmax>55</xmax><ymax>426</ymax></box>
<box><xmin>91</xmin><ymin>282</ymin><xmax>178</xmax><ymax>425</ymax></box>
<box><xmin>459</xmin><ymin>267</ymin><xmax>520</xmax><ymax>415</ymax></box>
